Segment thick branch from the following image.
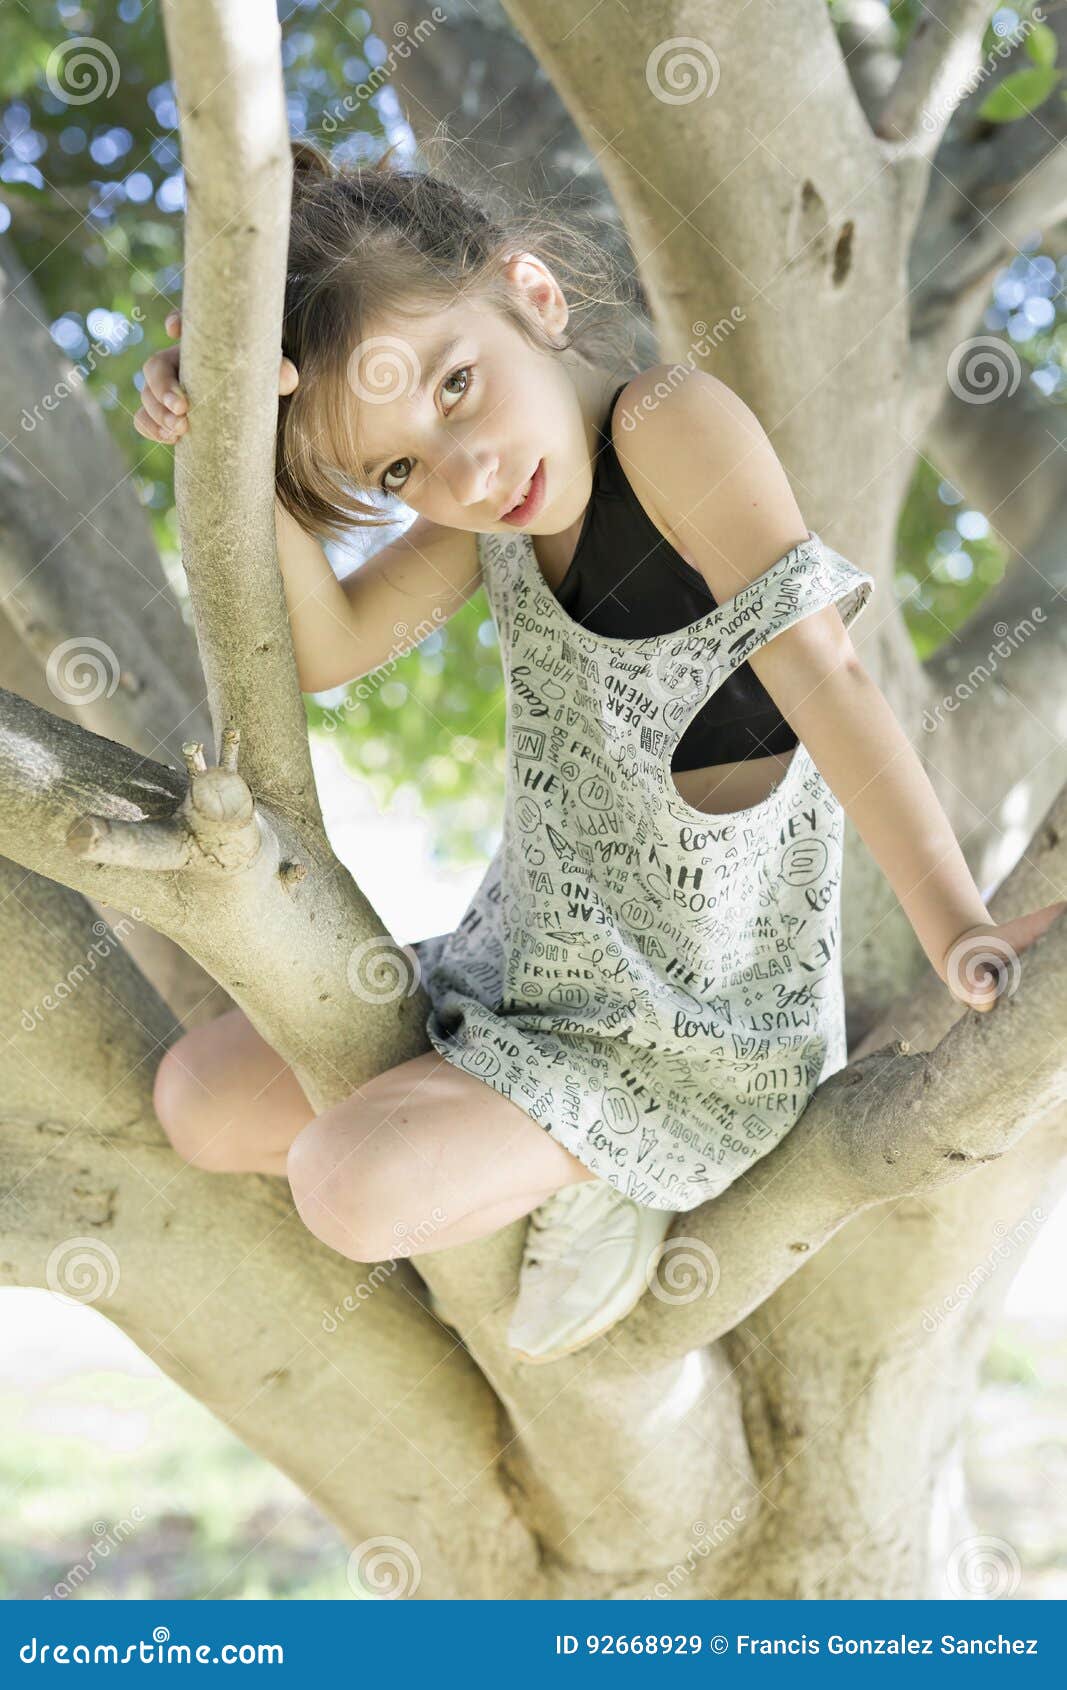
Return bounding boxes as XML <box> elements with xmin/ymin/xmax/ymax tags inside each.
<box><xmin>606</xmin><ymin>781</ymin><xmax>1067</xmax><ymax>1365</ymax></box>
<box><xmin>0</xmin><ymin>856</ymin><xmax>536</xmax><ymax>1598</ymax></box>
<box><xmin>873</xmin><ymin>1</ymin><xmax>993</xmax><ymax>154</ymax></box>
<box><xmin>836</xmin><ymin>0</ymin><xmax>912</xmax><ymax>127</ymax></box>
<box><xmin>0</xmin><ymin>684</ymin><xmax>431</xmax><ymax>1111</ymax></box>
<box><xmin>919</xmin><ymin>537</ymin><xmax>1067</xmax><ymax>897</ymax></box>
<box><xmin>158</xmin><ymin>0</ymin><xmax>319</xmax><ymax>826</ymax></box>
<box><xmin>908</xmin><ymin>9</ymin><xmax>1067</xmax><ymax>427</ymax></box>
<box><xmin>500</xmin><ymin>0</ymin><xmax>879</xmax><ymax>366</ymax></box>
<box><xmin>0</xmin><ymin>242</ymin><xmax>211</xmax><ymax>769</ymax></box>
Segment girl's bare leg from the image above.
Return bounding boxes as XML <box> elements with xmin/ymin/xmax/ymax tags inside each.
<box><xmin>153</xmin><ymin>1009</ymin><xmax>596</xmax><ymax>1258</ymax></box>
<box><xmin>153</xmin><ymin>1005</ymin><xmax>316</xmax><ymax>1176</ymax></box>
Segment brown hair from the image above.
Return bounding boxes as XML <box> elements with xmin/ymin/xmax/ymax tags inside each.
<box><xmin>276</xmin><ymin>134</ymin><xmax>634</xmax><ymax>541</ymax></box>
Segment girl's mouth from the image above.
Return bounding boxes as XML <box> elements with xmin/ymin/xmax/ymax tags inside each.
<box><xmin>500</xmin><ymin>459</ymin><xmax>546</xmax><ymax>526</ymax></box>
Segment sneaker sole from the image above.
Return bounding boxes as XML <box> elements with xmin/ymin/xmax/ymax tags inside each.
<box><xmin>508</xmin><ymin>1259</ymin><xmax>656</xmax><ymax>1364</ymax></box>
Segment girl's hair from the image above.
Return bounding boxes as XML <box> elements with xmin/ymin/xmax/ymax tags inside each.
<box><xmin>276</xmin><ymin>134</ymin><xmax>635</xmax><ymax>541</ymax></box>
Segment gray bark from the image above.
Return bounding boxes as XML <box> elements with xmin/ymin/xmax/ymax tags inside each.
<box><xmin>1</xmin><ymin>0</ymin><xmax>1065</xmax><ymax>1599</ymax></box>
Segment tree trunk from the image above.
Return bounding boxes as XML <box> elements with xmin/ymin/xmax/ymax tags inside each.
<box><xmin>1</xmin><ymin>0</ymin><xmax>1065</xmax><ymax>1599</ymax></box>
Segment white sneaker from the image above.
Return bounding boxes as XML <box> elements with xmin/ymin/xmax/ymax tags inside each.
<box><xmin>506</xmin><ymin>1179</ymin><xmax>676</xmax><ymax>1364</ymax></box>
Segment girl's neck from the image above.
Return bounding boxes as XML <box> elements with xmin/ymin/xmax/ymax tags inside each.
<box><xmin>567</xmin><ymin>354</ymin><xmax>627</xmax><ymax>477</ymax></box>
<box><xmin>530</xmin><ymin>356</ymin><xmax>626</xmax><ymax>588</ymax></box>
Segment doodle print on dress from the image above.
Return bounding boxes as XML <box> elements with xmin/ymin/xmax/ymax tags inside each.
<box><xmin>410</xmin><ymin>527</ymin><xmax>876</xmax><ymax>1212</ymax></box>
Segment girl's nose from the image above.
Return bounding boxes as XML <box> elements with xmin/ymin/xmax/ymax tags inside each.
<box><xmin>440</xmin><ymin>446</ymin><xmax>500</xmax><ymax>511</ymax></box>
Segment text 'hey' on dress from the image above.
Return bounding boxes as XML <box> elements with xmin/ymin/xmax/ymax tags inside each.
<box><xmin>410</xmin><ymin>505</ymin><xmax>875</xmax><ymax>1212</ymax></box>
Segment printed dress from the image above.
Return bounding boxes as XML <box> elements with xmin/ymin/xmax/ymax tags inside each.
<box><xmin>409</xmin><ymin>528</ymin><xmax>876</xmax><ymax>1211</ymax></box>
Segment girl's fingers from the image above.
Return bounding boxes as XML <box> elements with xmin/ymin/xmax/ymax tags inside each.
<box><xmin>139</xmin><ymin>386</ymin><xmax>173</xmax><ymax>429</ymax></box>
<box><xmin>164</xmin><ymin>309</ymin><xmax>182</xmax><ymax>337</ymax></box>
<box><xmin>133</xmin><ymin>405</ymin><xmax>169</xmax><ymax>444</ymax></box>
<box><xmin>143</xmin><ymin>386</ymin><xmax>186</xmax><ymax>433</ymax></box>
<box><xmin>133</xmin><ymin>396</ymin><xmax>186</xmax><ymax>443</ymax></box>
<box><xmin>145</xmin><ymin>351</ymin><xmax>185</xmax><ymax>412</ymax></box>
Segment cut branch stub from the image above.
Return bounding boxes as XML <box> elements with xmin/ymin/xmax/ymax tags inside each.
<box><xmin>66</xmin><ymin>725</ymin><xmax>265</xmax><ymax>874</ymax></box>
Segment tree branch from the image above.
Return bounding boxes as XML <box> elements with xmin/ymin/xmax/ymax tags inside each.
<box><xmin>0</xmin><ymin>239</ymin><xmax>211</xmax><ymax>767</ymax></box>
<box><xmin>606</xmin><ymin>781</ymin><xmax>1067</xmax><ymax>1365</ymax></box>
<box><xmin>873</xmin><ymin>0</ymin><xmax>994</xmax><ymax>154</ymax></box>
<box><xmin>0</xmin><ymin>683</ymin><xmax>431</xmax><ymax>1111</ymax></box>
<box><xmin>907</xmin><ymin>8</ymin><xmax>1067</xmax><ymax>426</ymax></box>
<box><xmin>158</xmin><ymin>0</ymin><xmax>319</xmax><ymax>826</ymax></box>
<box><xmin>0</xmin><ymin>856</ymin><xmax>537</xmax><ymax>1598</ymax></box>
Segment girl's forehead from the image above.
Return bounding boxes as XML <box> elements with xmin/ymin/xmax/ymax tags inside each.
<box><xmin>365</xmin><ymin>297</ymin><xmax>483</xmax><ymax>347</ymax></box>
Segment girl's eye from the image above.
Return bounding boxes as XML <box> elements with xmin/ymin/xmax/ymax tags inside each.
<box><xmin>379</xmin><ymin>365</ymin><xmax>475</xmax><ymax>494</ymax></box>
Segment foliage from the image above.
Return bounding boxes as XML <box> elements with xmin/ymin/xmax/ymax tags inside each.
<box><xmin>2</xmin><ymin>1</ymin><xmax>1065</xmax><ymax>859</ymax></box>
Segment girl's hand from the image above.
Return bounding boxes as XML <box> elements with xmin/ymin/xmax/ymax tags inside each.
<box><xmin>941</xmin><ymin>901</ymin><xmax>1067</xmax><ymax>1012</ymax></box>
<box><xmin>132</xmin><ymin>309</ymin><xmax>300</xmax><ymax>445</ymax></box>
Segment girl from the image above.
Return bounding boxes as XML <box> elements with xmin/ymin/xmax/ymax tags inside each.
<box><xmin>137</xmin><ymin>139</ymin><xmax>1063</xmax><ymax>1366</ymax></box>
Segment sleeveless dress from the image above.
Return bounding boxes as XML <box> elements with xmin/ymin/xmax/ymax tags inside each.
<box><xmin>409</xmin><ymin>526</ymin><xmax>875</xmax><ymax>1211</ymax></box>
<box><xmin>553</xmin><ymin>380</ymin><xmax>801</xmax><ymax>771</ymax></box>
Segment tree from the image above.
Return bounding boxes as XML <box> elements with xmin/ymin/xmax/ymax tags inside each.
<box><xmin>2</xmin><ymin>0</ymin><xmax>1066</xmax><ymax>1600</ymax></box>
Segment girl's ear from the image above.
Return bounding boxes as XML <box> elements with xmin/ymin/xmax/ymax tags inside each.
<box><xmin>502</xmin><ymin>252</ymin><xmax>569</xmax><ymax>338</ymax></box>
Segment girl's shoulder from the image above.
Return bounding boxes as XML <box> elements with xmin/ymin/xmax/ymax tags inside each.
<box><xmin>610</xmin><ymin>363</ymin><xmax>757</xmax><ymax>458</ymax></box>
<box><xmin>608</xmin><ymin>364</ymin><xmax>811</xmax><ymax>609</ymax></box>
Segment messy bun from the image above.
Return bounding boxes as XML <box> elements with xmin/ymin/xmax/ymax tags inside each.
<box><xmin>290</xmin><ymin>137</ymin><xmax>333</xmax><ymax>190</ymax></box>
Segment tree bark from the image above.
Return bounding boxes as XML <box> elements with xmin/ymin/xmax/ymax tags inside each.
<box><xmin>1</xmin><ymin>0</ymin><xmax>1065</xmax><ymax>1600</ymax></box>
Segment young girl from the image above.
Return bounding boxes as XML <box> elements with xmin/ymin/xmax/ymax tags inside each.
<box><xmin>138</xmin><ymin>140</ymin><xmax>1063</xmax><ymax>1366</ymax></box>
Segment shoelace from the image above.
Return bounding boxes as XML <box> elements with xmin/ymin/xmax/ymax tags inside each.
<box><xmin>523</xmin><ymin>1184</ymin><xmax>630</xmax><ymax>1269</ymax></box>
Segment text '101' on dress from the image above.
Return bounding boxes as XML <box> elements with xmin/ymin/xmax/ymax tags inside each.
<box><xmin>410</xmin><ymin>527</ymin><xmax>876</xmax><ymax>1211</ymax></box>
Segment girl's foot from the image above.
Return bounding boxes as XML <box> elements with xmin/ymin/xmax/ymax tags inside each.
<box><xmin>506</xmin><ymin>1180</ymin><xmax>676</xmax><ymax>1363</ymax></box>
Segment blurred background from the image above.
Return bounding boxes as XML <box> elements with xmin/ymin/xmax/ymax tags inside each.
<box><xmin>0</xmin><ymin>0</ymin><xmax>1065</xmax><ymax>1597</ymax></box>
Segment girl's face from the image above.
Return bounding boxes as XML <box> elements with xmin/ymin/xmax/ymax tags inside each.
<box><xmin>347</xmin><ymin>254</ymin><xmax>610</xmax><ymax>536</ymax></box>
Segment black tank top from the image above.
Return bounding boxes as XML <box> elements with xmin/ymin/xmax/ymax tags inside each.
<box><xmin>553</xmin><ymin>382</ymin><xmax>799</xmax><ymax>773</ymax></box>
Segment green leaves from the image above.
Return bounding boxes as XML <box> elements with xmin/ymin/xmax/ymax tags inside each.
<box><xmin>977</xmin><ymin>20</ymin><xmax>1062</xmax><ymax>122</ymax></box>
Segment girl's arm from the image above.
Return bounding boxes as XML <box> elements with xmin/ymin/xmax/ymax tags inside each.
<box><xmin>274</xmin><ymin>498</ymin><xmax>482</xmax><ymax>693</ymax></box>
<box><xmin>739</xmin><ymin>645</ymin><xmax>991</xmax><ymax>978</ymax></box>
<box><xmin>133</xmin><ymin>313</ymin><xmax>482</xmax><ymax>694</ymax></box>
<box><xmin>613</xmin><ymin>365</ymin><xmax>1065</xmax><ymax>1005</ymax></box>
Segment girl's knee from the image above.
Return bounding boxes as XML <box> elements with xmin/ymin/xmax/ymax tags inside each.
<box><xmin>286</xmin><ymin>1112</ymin><xmax>421</xmax><ymax>1263</ymax></box>
<box><xmin>152</xmin><ymin>1040</ymin><xmax>231</xmax><ymax>1171</ymax></box>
